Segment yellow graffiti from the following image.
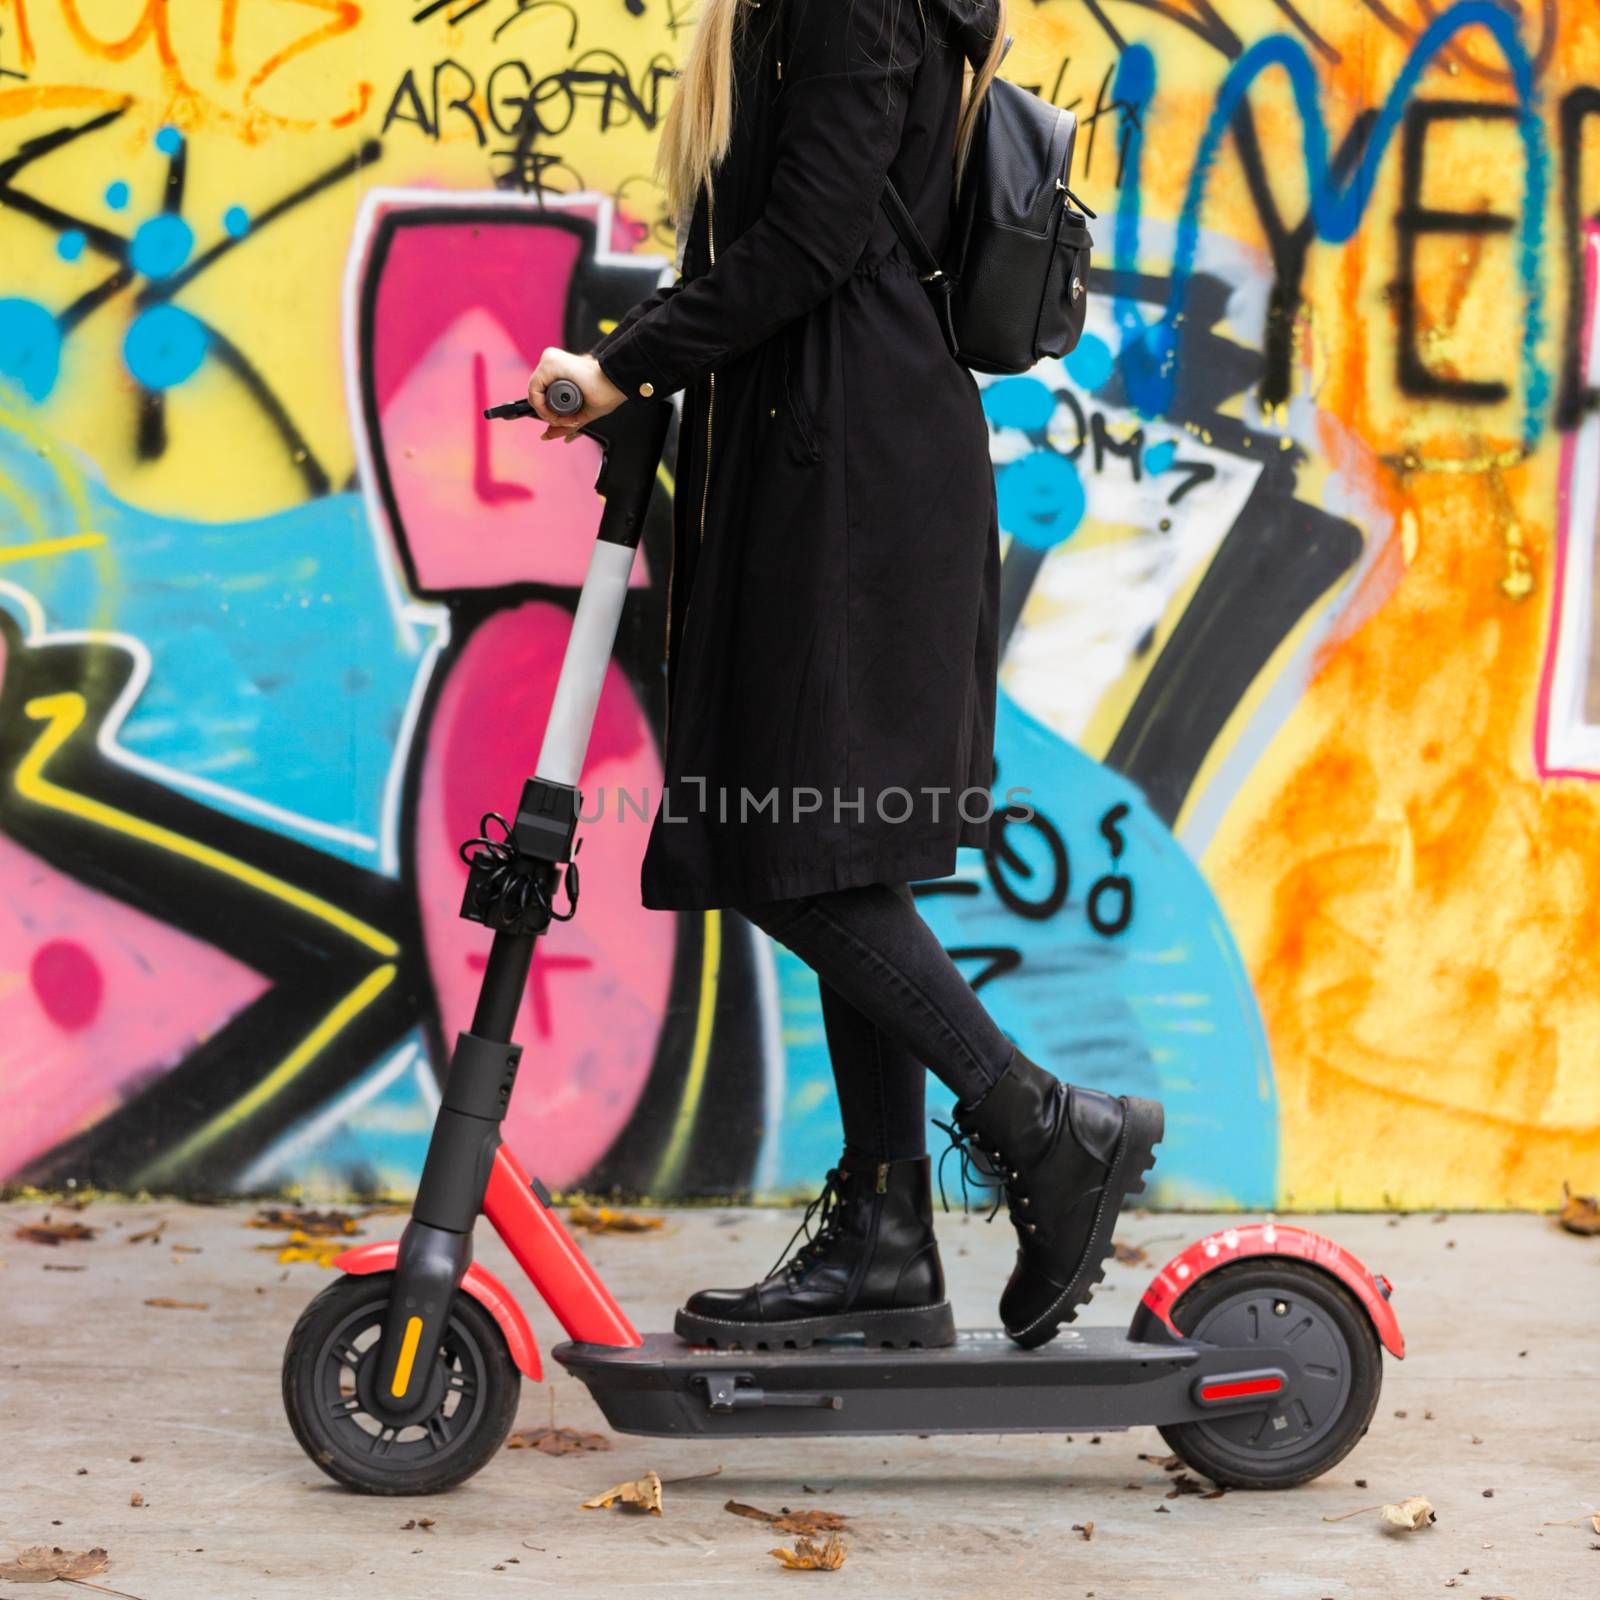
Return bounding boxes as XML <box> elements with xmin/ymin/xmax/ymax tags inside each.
<box><xmin>137</xmin><ymin>962</ymin><xmax>397</xmax><ymax>1185</ymax></box>
<box><xmin>16</xmin><ymin>691</ymin><xmax>398</xmax><ymax>958</ymax></box>
<box><xmin>653</xmin><ymin>910</ymin><xmax>722</xmax><ymax>1195</ymax></box>
<box><xmin>0</xmin><ymin>529</ymin><xmax>105</xmax><ymax>561</ymax></box>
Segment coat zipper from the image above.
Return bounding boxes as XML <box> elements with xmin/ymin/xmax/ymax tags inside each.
<box><xmin>663</xmin><ymin>189</ymin><xmax>715</xmax><ymax>749</ymax></box>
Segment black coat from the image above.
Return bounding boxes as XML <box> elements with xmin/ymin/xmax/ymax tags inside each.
<box><xmin>592</xmin><ymin>0</ymin><xmax>1002</xmax><ymax>911</ymax></box>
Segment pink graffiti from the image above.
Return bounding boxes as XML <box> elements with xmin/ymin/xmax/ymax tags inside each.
<box><xmin>413</xmin><ymin>601</ymin><xmax>670</xmax><ymax>1186</ymax></box>
<box><xmin>30</xmin><ymin>938</ymin><xmax>103</xmax><ymax>1030</ymax></box>
<box><xmin>0</xmin><ymin>829</ymin><xmax>269</xmax><ymax>1178</ymax></box>
<box><xmin>362</xmin><ymin>202</ymin><xmax>652</xmax><ymax>592</ymax></box>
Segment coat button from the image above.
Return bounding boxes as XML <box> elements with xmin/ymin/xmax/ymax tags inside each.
<box><xmin>639</xmin><ymin>381</ymin><xmax>655</xmax><ymax>397</ymax></box>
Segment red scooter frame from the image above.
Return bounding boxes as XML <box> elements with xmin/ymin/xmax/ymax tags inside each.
<box><xmin>334</xmin><ymin>1145</ymin><xmax>643</xmax><ymax>1379</ymax></box>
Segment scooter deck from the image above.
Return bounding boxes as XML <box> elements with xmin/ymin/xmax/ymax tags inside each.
<box><xmin>553</xmin><ymin>1328</ymin><xmax>1274</xmax><ymax>1438</ymax></box>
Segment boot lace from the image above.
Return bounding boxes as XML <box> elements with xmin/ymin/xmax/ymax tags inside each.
<box><xmin>765</xmin><ymin>1165</ymin><xmax>849</xmax><ymax>1283</ymax></box>
<box><xmin>933</xmin><ymin>1116</ymin><xmax>1034</xmax><ymax>1234</ymax></box>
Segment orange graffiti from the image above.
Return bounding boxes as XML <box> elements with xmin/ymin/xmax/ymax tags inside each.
<box><xmin>3</xmin><ymin>0</ymin><xmax>369</xmax><ymax>132</ymax></box>
<box><xmin>1</xmin><ymin>0</ymin><xmax>35</xmax><ymax>69</ymax></box>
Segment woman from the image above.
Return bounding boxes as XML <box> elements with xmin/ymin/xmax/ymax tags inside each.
<box><xmin>526</xmin><ymin>0</ymin><xmax>1162</xmax><ymax>1352</ymax></box>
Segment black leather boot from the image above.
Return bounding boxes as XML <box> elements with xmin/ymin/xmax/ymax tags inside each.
<box><xmin>946</xmin><ymin>1050</ymin><xmax>1163</xmax><ymax>1350</ymax></box>
<box><xmin>674</xmin><ymin>1151</ymin><xmax>957</xmax><ymax>1350</ymax></box>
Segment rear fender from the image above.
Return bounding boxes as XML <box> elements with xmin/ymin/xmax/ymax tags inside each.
<box><xmin>335</xmin><ymin>1240</ymin><xmax>542</xmax><ymax>1379</ymax></box>
<box><xmin>1133</xmin><ymin>1223</ymin><xmax>1405</xmax><ymax>1359</ymax></box>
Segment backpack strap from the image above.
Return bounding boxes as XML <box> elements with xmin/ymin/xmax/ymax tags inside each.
<box><xmin>879</xmin><ymin>179</ymin><xmax>945</xmax><ymax>285</ymax></box>
<box><xmin>879</xmin><ymin>179</ymin><xmax>960</xmax><ymax>357</ymax></box>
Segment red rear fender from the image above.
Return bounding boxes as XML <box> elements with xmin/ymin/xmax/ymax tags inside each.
<box><xmin>1136</xmin><ymin>1222</ymin><xmax>1405</xmax><ymax>1359</ymax></box>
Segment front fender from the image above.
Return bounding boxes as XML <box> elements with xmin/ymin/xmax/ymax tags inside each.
<box><xmin>1134</xmin><ymin>1222</ymin><xmax>1405</xmax><ymax>1359</ymax></box>
<box><xmin>334</xmin><ymin>1241</ymin><xmax>542</xmax><ymax>1379</ymax></box>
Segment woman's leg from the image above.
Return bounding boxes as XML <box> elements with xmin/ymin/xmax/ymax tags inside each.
<box><xmin>739</xmin><ymin>882</ymin><xmax>1016</xmax><ymax>1109</ymax></box>
<box><xmin>818</xmin><ymin>977</ymin><xmax>929</xmax><ymax>1161</ymax></box>
<box><xmin>672</xmin><ymin>886</ymin><xmax>956</xmax><ymax>1351</ymax></box>
<box><xmin>816</xmin><ymin>885</ymin><xmax>929</xmax><ymax>1162</ymax></box>
<box><xmin>735</xmin><ymin>881</ymin><xmax>1164</xmax><ymax>1351</ymax></box>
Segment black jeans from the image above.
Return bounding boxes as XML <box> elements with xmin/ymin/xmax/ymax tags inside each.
<box><xmin>736</xmin><ymin>882</ymin><xmax>1018</xmax><ymax>1161</ymax></box>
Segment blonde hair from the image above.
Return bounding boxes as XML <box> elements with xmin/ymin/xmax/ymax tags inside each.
<box><xmin>655</xmin><ymin>0</ymin><xmax>1009</xmax><ymax>228</ymax></box>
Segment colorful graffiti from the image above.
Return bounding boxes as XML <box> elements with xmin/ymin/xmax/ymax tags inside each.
<box><xmin>1</xmin><ymin>1</ymin><xmax>1596</xmax><ymax>1209</ymax></box>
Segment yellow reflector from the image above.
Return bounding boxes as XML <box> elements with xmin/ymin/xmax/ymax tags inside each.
<box><xmin>391</xmin><ymin>1315</ymin><xmax>424</xmax><ymax>1398</ymax></box>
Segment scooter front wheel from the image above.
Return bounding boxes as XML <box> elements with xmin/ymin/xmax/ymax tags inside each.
<box><xmin>282</xmin><ymin>1270</ymin><xmax>521</xmax><ymax>1495</ymax></box>
<box><xmin>1156</xmin><ymin>1259</ymin><xmax>1382</xmax><ymax>1490</ymax></box>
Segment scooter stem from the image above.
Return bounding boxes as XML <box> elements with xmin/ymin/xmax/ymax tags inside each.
<box><xmin>370</xmin><ymin>395</ymin><xmax>670</xmax><ymax>1418</ymax></box>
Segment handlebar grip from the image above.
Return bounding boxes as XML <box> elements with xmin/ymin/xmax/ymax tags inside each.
<box><xmin>483</xmin><ymin>398</ymin><xmax>535</xmax><ymax>421</ymax></box>
<box><xmin>546</xmin><ymin>377</ymin><xmax>583</xmax><ymax>415</ymax></box>
<box><xmin>483</xmin><ymin>378</ymin><xmax>584</xmax><ymax>422</ymax></box>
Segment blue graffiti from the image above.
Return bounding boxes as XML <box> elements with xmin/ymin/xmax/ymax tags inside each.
<box><xmin>123</xmin><ymin>304</ymin><xmax>209</xmax><ymax>388</ymax></box>
<box><xmin>1114</xmin><ymin>2</ymin><xmax>1548</xmax><ymax>444</ymax></box>
<box><xmin>983</xmin><ymin>374</ymin><xmax>1057</xmax><ymax>431</ymax></box>
<box><xmin>0</xmin><ymin>300</ymin><xmax>62</xmax><ymax>401</ymax></box>
<box><xmin>129</xmin><ymin>213</ymin><xmax>194</xmax><ymax>279</ymax></box>
<box><xmin>998</xmin><ymin>447</ymin><xmax>1086</xmax><ymax>550</ymax></box>
<box><xmin>1064</xmin><ymin>332</ymin><xmax>1114</xmax><ymax>392</ymax></box>
<box><xmin>0</xmin><ymin>422</ymin><xmax>439</xmax><ymax>866</ymax></box>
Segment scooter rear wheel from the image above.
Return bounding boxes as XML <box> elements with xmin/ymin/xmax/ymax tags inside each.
<box><xmin>282</xmin><ymin>1270</ymin><xmax>520</xmax><ymax>1495</ymax></box>
<box><xmin>1156</xmin><ymin>1259</ymin><xmax>1382</xmax><ymax>1490</ymax></box>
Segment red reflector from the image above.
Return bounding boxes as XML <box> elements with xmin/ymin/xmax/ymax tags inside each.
<box><xmin>1200</xmin><ymin>1376</ymin><xmax>1284</xmax><ymax>1403</ymax></box>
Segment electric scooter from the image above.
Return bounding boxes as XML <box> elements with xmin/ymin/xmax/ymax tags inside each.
<box><xmin>280</xmin><ymin>382</ymin><xmax>1405</xmax><ymax>1497</ymax></box>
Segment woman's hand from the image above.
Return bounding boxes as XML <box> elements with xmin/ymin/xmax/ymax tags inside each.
<box><xmin>526</xmin><ymin>349</ymin><xmax>627</xmax><ymax>442</ymax></box>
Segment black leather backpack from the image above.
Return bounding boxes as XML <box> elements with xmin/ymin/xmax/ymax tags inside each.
<box><xmin>880</xmin><ymin>36</ymin><xmax>1096</xmax><ymax>375</ymax></box>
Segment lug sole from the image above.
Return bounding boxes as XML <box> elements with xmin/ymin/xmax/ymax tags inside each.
<box><xmin>674</xmin><ymin>1300</ymin><xmax>958</xmax><ymax>1352</ymax></box>
<box><xmin>1005</xmin><ymin>1096</ymin><xmax>1165</xmax><ymax>1351</ymax></box>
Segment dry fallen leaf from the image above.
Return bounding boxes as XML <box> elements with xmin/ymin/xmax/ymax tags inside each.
<box><xmin>0</xmin><ymin>1545</ymin><xmax>110</xmax><ymax>1582</ymax></box>
<box><xmin>126</xmin><ymin>1221</ymin><xmax>167</xmax><ymax>1246</ymax></box>
<box><xmin>582</xmin><ymin>1470</ymin><xmax>663</xmax><ymax>1515</ymax></box>
<box><xmin>400</xmin><ymin>1518</ymin><xmax>435</xmax><ymax>1532</ymax></box>
<box><xmin>1112</xmin><ymin>1240</ymin><xmax>1148</xmax><ymax>1266</ymax></box>
<box><xmin>129</xmin><ymin>1492</ymin><xmax>143</xmax><ymax>1507</ymax></box>
<box><xmin>725</xmin><ymin>1500</ymin><xmax>849</xmax><ymax>1535</ymax></box>
<box><xmin>1380</xmin><ymin>1496</ymin><xmax>1437</xmax><ymax>1532</ymax></box>
<box><xmin>1072</xmin><ymin>1521</ymin><xmax>1094</xmax><ymax>1541</ymax></box>
<box><xmin>14</xmin><ymin>1221</ymin><xmax>96</xmax><ymax>1247</ymax></box>
<box><xmin>247</xmin><ymin>1206</ymin><xmax>364</xmax><ymax>1237</ymax></box>
<box><xmin>255</xmin><ymin>1231</ymin><xmax>345</xmax><ymax>1268</ymax></box>
<box><xmin>565</xmin><ymin>1203</ymin><xmax>666</xmax><ymax>1235</ymax></box>
<box><xmin>769</xmin><ymin>1534</ymin><xmax>847</xmax><ymax>1570</ymax></box>
<box><xmin>506</xmin><ymin>1427</ymin><xmax>611</xmax><ymax>1456</ymax></box>
<box><xmin>1559</xmin><ymin>1183</ymin><xmax>1600</xmax><ymax>1237</ymax></box>
<box><xmin>142</xmin><ymin>1298</ymin><xmax>208</xmax><ymax>1311</ymax></box>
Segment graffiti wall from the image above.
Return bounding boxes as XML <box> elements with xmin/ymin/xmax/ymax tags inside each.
<box><xmin>0</xmin><ymin>0</ymin><xmax>1594</xmax><ymax>1209</ymax></box>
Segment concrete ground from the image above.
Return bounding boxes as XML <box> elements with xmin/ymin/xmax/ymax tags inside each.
<box><xmin>2</xmin><ymin>1198</ymin><xmax>1595</xmax><ymax>1600</ymax></box>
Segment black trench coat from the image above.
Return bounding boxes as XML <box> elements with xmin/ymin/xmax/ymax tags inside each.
<box><xmin>592</xmin><ymin>0</ymin><xmax>1002</xmax><ymax>911</ymax></box>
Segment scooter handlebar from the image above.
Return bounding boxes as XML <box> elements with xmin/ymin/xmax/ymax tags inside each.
<box><xmin>482</xmin><ymin>379</ymin><xmax>671</xmax><ymax>552</ymax></box>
